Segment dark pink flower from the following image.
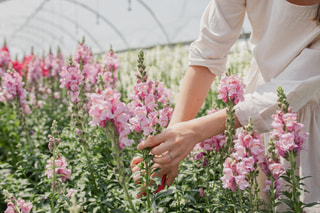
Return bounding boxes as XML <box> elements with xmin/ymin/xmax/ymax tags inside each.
<box><xmin>199</xmin><ymin>188</ymin><xmax>205</xmax><ymax>198</ymax></box>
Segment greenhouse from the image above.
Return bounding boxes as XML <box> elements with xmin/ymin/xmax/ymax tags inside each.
<box><xmin>1</xmin><ymin>0</ymin><xmax>320</xmax><ymax>212</ymax></box>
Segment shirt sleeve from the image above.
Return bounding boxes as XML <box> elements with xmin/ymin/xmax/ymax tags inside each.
<box><xmin>188</xmin><ymin>0</ymin><xmax>246</xmax><ymax>76</ymax></box>
<box><xmin>234</xmin><ymin>43</ymin><xmax>320</xmax><ymax>133</ymax></box>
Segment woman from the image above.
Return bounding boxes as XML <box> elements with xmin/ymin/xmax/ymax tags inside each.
<box><xmin>133</xmin><ymin>0</ymin><xmax>320</xmax><ymax>211</ymax></box>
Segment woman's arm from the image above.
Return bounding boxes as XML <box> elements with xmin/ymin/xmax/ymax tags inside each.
<box><xmin>168</xmin><ymin>65</ymin><xmax>216</xmax><ymax>125</ymax></box>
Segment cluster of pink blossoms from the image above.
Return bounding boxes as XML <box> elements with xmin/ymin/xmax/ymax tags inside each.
<box><xmin>0</xmin><ymin>70</ymin><xmax>31</xmax><ymax>115</ymax></box>
<box><xmin>261</xmin><ymin>159</ymin><xmax>284</xmax><ymax>198</ymax></box>
<box><xmin>83</xmin><ymin>63</ymin><xmax>102</xmax><ymax>87</ymax></box>
<box><xmin>218</xmin><ymin>74</ymin><xmax>246</xmax><ymax>105</ymax></box>
<box><xmin>271</xmin><ymin>109</ymin><xmax>308</xmax><ymax>158</ymax></box>
<box><xmin>45</xmin><ymin>156</ymin><xmax>71</xmax><ymax>182</ymax></box>
<box><xmin>5</xmin><ymin>197</ymin><xmax>32</xmax><ymax>213</ymax></box>
<box><xmin>128</xmin><ymin>80</ymin><xmax>173</xmax><ymax>137</ymax></box>
<box><xmin>100</xmin><ymin>50</ymin><xmax>120</xmax><ymax>88</ymax></box>
<box><xmin>259</xmin><ymin>107</ymin><xmax>308</xmax><ymax>197</ymax></box>
<box><xmin>0</xmin><ymin>45</ymin><xmax>10</xmax><ymax>76</ymax></box>
<box><xmin>72</xmin><ymin>43</ymin><xmax>93</xmax><ymax>65</ymax></box>
<box><xmin>27</xmin><ymin>57</ymin><xmax>42</xmax><ymax>85</ymax></box>
<box><xmin>59</xmin><ymin>64</ymin><xmax>84</xmax><ymax>103</ymax></box>
<box><xmin>43</xmin><ymin>52</ymin><xmax>64</xmax><ymax>79</ymax></box>
<box><xmin>88</xmin><ymin>87</ymin><xmax>133</xmax><ymax>149</ymax></box>
<box><xmin>221</xmin><ymin>130</ymin><xmax>265</xmax><ymax>191</ymax></box>
<box><xmin>103</xmin><ymin>50</ymin><xmax>120</xmax><ymax>72</ymax></box>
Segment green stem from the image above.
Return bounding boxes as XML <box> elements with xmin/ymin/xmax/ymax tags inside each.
<box><xmin>269</xmin><ymin>177</ymin><xmax>276</xmax><ymax>213</ymax></box>
<box><xmin>254</xmin><ymin>172</ymin><xmax>260</xmax><ymax>210</ymax></box>
<box><xmin>249</xmin><ymin>176</ymin><xmax>253</xmax><ymax>212</ymax></box>
<box><xmin>142</xmin><ymin>149</ymin><xmax>152</xmax><ymax>210</ymax></box>
<box><xmin>109</xmin><ymin>128</ymin><xmax>137</xmax><ymax>212</ymax></box>
<box><xmin>238</xmin><ymin>189</ymin><xmax>244</xmax><ymax>212</ymax></box>
<box><xmin>74</xmin><ymin>87</ymin><xmax>98</xmax><ymax>195</ymax></box>
<box><xmin>51</xmin><ymin>139</ymin><xmax>57</xmax><ymax>213</ymax></box>
<box><xmin>289</xmin><ymin>151</ymin><xmax>299</xmax><ymax>212</ymax></box>
<box><xmin>225</xmin><ymin>100</ymin><xmax>235</xmax><ymax>152</ymax></box>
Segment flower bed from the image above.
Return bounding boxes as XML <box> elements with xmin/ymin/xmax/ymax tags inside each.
<box><xmin>0</xmin><ymin>41</ymin><xmax>315</xmax><ymax>212</ymax></box>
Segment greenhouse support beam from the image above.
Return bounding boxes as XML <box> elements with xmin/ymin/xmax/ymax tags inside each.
<box><xmin>63</xmin><ymin>0</ymin><xmax>130</xmax><ymax>49</ymax></box>
<box><xmin>41</xmin><ymin>8</ymin><xmax>104</xmax><ymax>52</ymax></box>
<box><xmin>10</xmin><ymin>0</ymin><xmax>48</xmax><ymax>39</ymax></box>
<box><xmin>136</xmin><ymin>0</ymin><xmax>171</xmax><ymax>43</ymax></box>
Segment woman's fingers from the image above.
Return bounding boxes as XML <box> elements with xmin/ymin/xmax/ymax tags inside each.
<box><xmin>130</xmin><ymin>156</ymin><xmax>143</xmax><ymax>169</ymax></box>
<box><xmin>137</xmin><ymin>132</ymin><xmax>167</xmax><ymax>150</ymax></box>
<box><xmin>133</xmin><ymin>172</ymin><xmax>142</xmax><ymax>184</ymax></box>
<box><xmin>131</xmin><ymin>156</ymin><xmax>144</xmax><ymax>184</ymax></box>
<box><xmin>165</xmin><ymin>164</ymin><xmax>179</xmax><ymax>185</ymax></box>
<box><xmin>153</xmin><ymin>150</ymin><xmax>182</xmax><ymax>165</ymax></box>
<box><xmin>151</xmin><ymin>140</ymin><xmax>172</xmax><ymax>155</ymax></box>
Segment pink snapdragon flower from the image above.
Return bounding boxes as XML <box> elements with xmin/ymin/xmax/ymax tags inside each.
<box><xmin>72</xmin><ymin>43</ymin><xmax>93</xmax><ymax>65</ymax></box>
<box><xmin>268</xmin><ymin>162</ymin><xmax>285</xmax><ymax>179</ymax></box>
<box><xmin>103</xmin><ymin>50</ymin><xmax>120</xmax><ymax>72</ymax></box>
<box><xmin>271</xmin><ymin>110</ymin><xmax>308</xmax><ymax>158</ymax></box>
<box><xmin>83</xmin><ymin>63</ymin><xmax>102</xmax><ymax>86</ymax></box>
<box><xmin>217</xmin><ymin>74</ymin><xmax>246</xmax><ymax>105</ymax></box>
<box><xmin>1</xmin><ymin>69</ymin><xmax>31</xmax><ymax>115</ymax></box>
<box><xmin>129</xmin><ymin>80</ymin><xmax>173</xmax><ymax>137</ymax></box>
<box><xmin>44</xmin><ymin>52</ymin><xmax>64</xmax><ymax>78</ymax></box>
<box><xmin>4</xmin><ymin>203</ymin><xmax>15</xmax><ymax>213</ymax></box>
<box><xmin>60</xmin><ymin>64</ymin><xmax>84</xmax><ymax>103</ymax></box>
<box><xmin>0</xmin><ymin>46</ymin><xmax>10</xmax><ymax>76</ymax></box>
<box><xmin>263</xmin><ymin>178</ymin><xmax>283</xmax><ymax>198</ymax></box>
<box><xmin>54</xmin><ymin>92</ymin><xmax>60</xmax><ymax>99</ymax></box>
<box><xmin>199</xmin><ymin>188</ymin><xmax>205</xmax><ymax>198</ymax></box>
<box><xmin>222</xmin><ymin>128</ymin><xmax>265</xmax><ymax>191</ymax></box>
<box><xmin>27</xmin><ymin>57</ymin><xmax>42</xmax><ymax>85</ymax></box>
<box><xmin>45</xmin><ymin>156</ymin><xmax>71</xmax><ymax>182</ymax></box>
<box><xmin>88</xmin><ymin>87</ymin><xmax>134</xmax><ymax>149</ymax></box>
<box><xmin>221</xmin><ymin>157</ymin><xmax>237</xmax><ymax>192</ymax></box>
<box><xmin>99</xmin><ymin>50</ymin><xmax>120</xmax><ymax>88</ymax></box>
<box><xmin>5</xmin><ymin>197</ymin><xmax>33</xmax><ymax>213</ymax></box>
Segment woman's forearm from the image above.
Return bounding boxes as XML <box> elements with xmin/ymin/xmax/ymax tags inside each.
<box><xmin>187</xmin><ymin>108</ymin><xmax>242</xmax><ymax>144</ymax></box>
<box><xmin>169</xmin><ymin>65</ymin><xmax>216</xmax><ymax>126</ymax></box>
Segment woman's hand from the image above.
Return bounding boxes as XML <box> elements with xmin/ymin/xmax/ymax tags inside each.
<box><xmin>130</xmin><ymin>156</ymin><xmax>179</xmax><ymax>198</ymax></box>
<box><xmin>137</xmin><ymin>121</ymin><xmax>201</xmax><ymax>182</ymax></box>
<box><xmin>137</xmin><ymin>109</ymin><xmax>234</xmax><ymax>185</ymax></box>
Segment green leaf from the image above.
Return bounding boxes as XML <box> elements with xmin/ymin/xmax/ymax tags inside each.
<box><xmin>59</xmin><ymin>195</ymin><xmax>71</xmax><ymax>206</ymax></box>
<box><xmin>303</xmin><ymin>202</ymin><xmax>319</xmax><ymax>208</ymax></box>
<box><xmin>153</xmin><ymin>189</ymin><xmax>174</xmax><ymax>202</ymax></box>
<box><xmin>183</xmin><ymin>194</ymin><xmax>196</xmax><ymax>204</ymax></box>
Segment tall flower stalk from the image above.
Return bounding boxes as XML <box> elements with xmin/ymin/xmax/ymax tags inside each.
<box><xmin>217</xmin><ymin>69</ymin><xmax>245</xmax><ymax>154</ymax></box>
<box><xmin>60</xmin><ymin>42</ymin><xmax>100</xmax><ymax>195</ymax></box>
<box><xmin>88</xmin><ymin>84</ymin><xmax>136</xmax><ymax>211</ymax></box>
<box><xmin>221</xmin><ymin>118</ymin><xmax>265</xmax><ymax>212</ymax></box>
<box><xmin>128</xmin><ymin>50</ymin><xmax>173</xmax><ymax>211</ymax></box>
<box><xmin>271</xmin><ymin>86</ymin><xmax>312</xmax><ymax>212</ymax></box>
<box><xmin>0</xmin><ymin>64</ymin><xmax>31</xmax><ymax>148</ymax></box>
<box><xmin>45</xmin><ymin>120</ymin><xmax>71</xmax><ymax>212</ymax></box>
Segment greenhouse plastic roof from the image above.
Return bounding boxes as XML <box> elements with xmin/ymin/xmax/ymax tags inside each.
<box><xmin>0</xmin><ymin>0</ymin><xmax>251</xmax><ymax>58</ymax></box>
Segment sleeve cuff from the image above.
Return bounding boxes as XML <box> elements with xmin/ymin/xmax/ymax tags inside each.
<box><xmin>234</xmin><ymin>94</ymin><xmax>272</xmax><ymax>134</ymax></box>
<box><xmin>188</xmin><ymin>41</ymin><xmax>227</xmax><ymax>76</ymax></box>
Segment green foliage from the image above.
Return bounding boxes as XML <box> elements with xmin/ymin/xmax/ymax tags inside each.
<box><xmin>0</xmin><ymin>44</ymin><xmax>256</xmax><ymax>212</ymax></box>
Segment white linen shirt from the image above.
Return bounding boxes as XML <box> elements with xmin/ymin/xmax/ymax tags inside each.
<box><xmin>188</xmin><ymin>0</ymin><xmax>320</xmax><ymax>211</ymax></box>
